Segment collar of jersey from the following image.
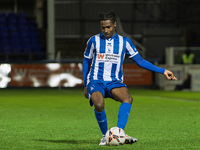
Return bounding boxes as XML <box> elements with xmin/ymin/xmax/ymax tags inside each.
<box><xmin>100</xmin><ymin>32</ymin><xmax>118</xmax><ymax>40</ymax></box>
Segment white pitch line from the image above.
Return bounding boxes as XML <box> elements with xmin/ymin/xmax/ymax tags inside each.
<box><xmin>137</xmin><ymin>95</ymin><xmax>200</xmax><ymax>103</ymax></box>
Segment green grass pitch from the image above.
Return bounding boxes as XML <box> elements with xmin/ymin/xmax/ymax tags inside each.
<box><xmin>0</xmin><ymin>88</ymin><xmax>200</xmax><ymax>150</ymax></box>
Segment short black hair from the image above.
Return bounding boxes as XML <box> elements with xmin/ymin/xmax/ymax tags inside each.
<box><xmin>98</xmin><ymin>10</ymin><xmax>116</xmax><ymax>24</ymax></box>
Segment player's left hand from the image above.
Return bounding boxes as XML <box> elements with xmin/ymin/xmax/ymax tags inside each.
<box><xmin>164</xmin><ymin>69</ymin><xmax>177</xmax><ymax>80</ymax></box>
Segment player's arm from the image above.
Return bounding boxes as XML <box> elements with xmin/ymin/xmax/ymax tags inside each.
<box><xmin>82</xmin><ymin>57</ymin><xmax>92</xmax><ymax>87</ymax></box>
<box><xmin>83</xmin><ymin>36</ymin><xmax>94</xmax><ymax>98</ymax></box>
<box><xmin>131</xmin><ymin>53</ymin><xmax>177</xmax><ymax>80</ymax></box>
<box><xmin>83</xmin><ymin>57</ymin><xmax>92</xmax><ymax>98</ymax></box>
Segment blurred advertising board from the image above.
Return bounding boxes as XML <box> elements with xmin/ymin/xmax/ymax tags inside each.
<box><xmin>0</xmin><ymin>63</ymin><xmax>152</xmax><ymax>88</ymax></box>
<box><xmin>123</xmin><ymin>64</ymin><xmax>152</xmax><ymax>85</ymax></box>
<box><xmin>10</xmin><ymin>63</ymin><xmax>83</xmax><ymax>87</ymax></box>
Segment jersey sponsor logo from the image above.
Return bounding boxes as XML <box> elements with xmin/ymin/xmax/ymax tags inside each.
<box><xmin>97</xmin><ymin>53</ymin><xmax>120</xmax><ymax>64</ymax></box>
<box><xmin>98</xmin><ymin>54</ymin><xmax>105</xmax><ymax>59</ymax></box>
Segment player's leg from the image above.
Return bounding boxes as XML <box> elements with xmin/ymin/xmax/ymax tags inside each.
<box><xmin>90</xmin><ymin>88</ymin><xmax>107</xmax><ymax>136</ymax></box>
<box><xmin>91</xmin><ymin>91</ymin><xmax>105</xmax><ymax>112</ymax></box>
<box><xmin>111</xmin><ymin>86</ymin><xmax>133</xmax><ymax>103</ymax></box>
<box><xmin>87</xmin><ymin>81</ymin><xmax>107</xmax><ymax>145</ymax></box>
<box><xmin>90</xmin><ymin>91</ymin><xmax>107</xmax><ymax>145</ymax></box>
<box><xmin>110</xmin><ymin>87</ymin><xmax>138</xmax><ymax>144</ymax></box>
<box><xmin>111</xmin><ymin>87</ymin><xmax>133</xmax><ymax>130</ymax></box>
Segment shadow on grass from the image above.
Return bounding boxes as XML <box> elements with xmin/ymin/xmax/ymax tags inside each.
<box><xmin>34</xmin><ymin>139</ymin><xmax>97</xmax><ymax>144</ymax></box>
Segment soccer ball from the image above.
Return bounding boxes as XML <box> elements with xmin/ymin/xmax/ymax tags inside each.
<box><xmin>105</xmin><ymin>127</ymin><xmax>126</xmax><ymax>146</ymax></box>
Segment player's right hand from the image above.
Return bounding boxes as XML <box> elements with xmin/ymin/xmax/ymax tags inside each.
<box><xmin>84</xmin><ymin>87</ymin><xmax>88</xmax><ymax>98</ymax></box>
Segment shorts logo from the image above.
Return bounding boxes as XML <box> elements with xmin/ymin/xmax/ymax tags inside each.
<box><xmin>98</xmin><ymin>54</ymin><xmax>105</xmax><ymax>59</ymax></box>
<box><xmin>90</xmin><ymin>86</ymin><xmax>94</xmax><ymax>91</ymax></box>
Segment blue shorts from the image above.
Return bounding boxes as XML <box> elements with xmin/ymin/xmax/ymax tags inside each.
<box><xmin>86</xmin><ymin>80</ymin><xmax>127</xmax><ymax>106</ymax></box>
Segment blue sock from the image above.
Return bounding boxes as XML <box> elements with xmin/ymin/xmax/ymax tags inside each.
<box><xmin>117</xmin><ymin>102</ymin><xmax>132</xmax><ymax>130</ymax></box>
<box><xmin>94</xmin><ymin>109</ymin><xmax>107</xmax><ymax>135</ymax></box>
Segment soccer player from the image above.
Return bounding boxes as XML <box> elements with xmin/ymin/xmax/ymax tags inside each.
<box><xmin>82</xmin><ymin>10</ymin><xmax>177</xmax><ymax>146</ymax></box>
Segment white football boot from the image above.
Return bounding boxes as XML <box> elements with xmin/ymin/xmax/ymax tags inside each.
<box><xmin>125</xmin><ymin>134</ymin><xmax>138</xmax><ymax>144</ymax></box>
<box><xmin>99</xmin><ymin>135</ymin><xmax>106</xmax><ymax>146</ymax></box>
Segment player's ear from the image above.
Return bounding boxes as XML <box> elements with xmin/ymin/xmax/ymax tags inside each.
<box><xmin>114</xmin><ymin>21</ymin><xmax>117</xmax><ymax>28</ymax></box>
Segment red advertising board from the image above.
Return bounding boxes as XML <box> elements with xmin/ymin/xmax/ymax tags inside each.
<box><xmin>123</xmin><ymin>64</ymin><xmax>152</xmax><ymax>85</ymax></box>
<box><xmin>6</xmin><ymin>63</ymin><xmax>152</xmax><ymax>87</ymax></box>
<box><xmin>10</xmin><ymin>63</ymin><xmax>83</xmax><ymax>87</ymax></box>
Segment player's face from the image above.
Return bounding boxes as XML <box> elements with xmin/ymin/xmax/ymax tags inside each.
<box><xmin>100</xmin><ymin>20</ymin><xmax>116</xmax><ymax>39</ymax></box>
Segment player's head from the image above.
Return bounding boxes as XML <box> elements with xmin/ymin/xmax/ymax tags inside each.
<box><xmin>99</xmin><ymin>10</ymin><xmax>116</xmax><ymax>24</ymax></box>
<box><xmin>99</xmin><ymin>10</ymin><xmax>117</xmax><ymax>39</ymax></box>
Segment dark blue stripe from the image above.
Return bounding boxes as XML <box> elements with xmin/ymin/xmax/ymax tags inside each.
<box><xmin>97</xmin><ymin>62</ymin><xmax>104</xmax><ymax>80</ymax></box>
<box><xmin>127</xmin><ymin>37</ymin><xmax>137</xmax><ymax>52</ymax></box>
<box><xmin>89</xmin><ymin>51</ymin><xmax>97</xmax><ymax>80</ymax></box>
<box><xmin>113</xmin><ymin>36</ymin><xmax>119</xmax><ymax>54</ymax></box>
<box><xmin>93</xmin><ymin>36</ymin><xmax>96</xmax><ymax>53</ymax></box>
<box><xmin>111</xmin><ymin>64</ymin><xmax>117</xmax><ymax>80</ymax></box>
<box><xmin>100</xmin><ymin>37</ymin><xmax>106</xmax><ymax>53</ymax></box>
<box><xmin>118</xmin><ymin>37</ymin><xmax>126</xmax><ymax>80</ymax></box>
<box><xmin>85</xmin><ymin>36</ymin><xmax>95</xmax><ymax>57</ymax></box>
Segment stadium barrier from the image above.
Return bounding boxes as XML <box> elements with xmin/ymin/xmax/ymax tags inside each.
<box><xmin>165</xmin><ymin>47</ymin><xmax>200</xmax><ymax>66</ymax></box>
<box><xmin>0</xmin><ymin>63</ymin><xmax>152</xmax><ymax>88</ymax></box>
<box><xmin>163</xmin><ymin>46</ymin><xmax>200</xmax><ymax>91</ymax></box>
<box><xmin>155</xmin><ymin>65</ymin><xmax>200</xmax><ymax>91</ymax></box>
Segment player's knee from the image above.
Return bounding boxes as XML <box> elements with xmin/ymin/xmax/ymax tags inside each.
<box><xmin>128</xmin><ymin>96</ymin><xmax>133</xmax><ymax>104</ymax></box>
<box><xmin>125</xmin><ymin>96</ymin><xmax>133</xmax><ymax>104</ymax></box>
<box><xmin>94</xmin><ymin>102</ymin><xmax>104</xmax><ymax>112</ymax></box>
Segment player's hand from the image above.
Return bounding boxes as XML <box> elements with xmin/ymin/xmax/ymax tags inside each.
<box><xmin>164</xmin><ymin>69</ymin><xmax>177</xmax><ymax>80</ymax></box>
<box><xmin>84</xmin><ymin>87</ymin><xmax>88</xmax><ymax>98</ymax></box>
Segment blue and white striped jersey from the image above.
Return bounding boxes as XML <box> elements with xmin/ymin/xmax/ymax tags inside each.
<box><xmin>84</xmin><ymin>32</ymin><xmax>138</xmax><ymax>84</ymax></box>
